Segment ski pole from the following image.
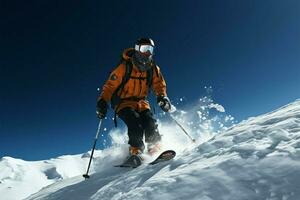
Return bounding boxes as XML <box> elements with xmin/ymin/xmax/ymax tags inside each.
<box><xmin>169</xmin><ymin>114</ymin><xmax>196</xmax><ymax>143</ymax></box>
<box><xmin>83</xmin><ymin>119</ymin><xmax>103</xmax><ymax>179</ymax></box>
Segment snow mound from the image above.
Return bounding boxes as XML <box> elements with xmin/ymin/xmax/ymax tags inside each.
<box><xmin>0</xmin><ymin>154</ymin><xmax>92</xmax><ymax>200</ymax></box>
<box><xmin>22</xmin><ymin>99</ymin><xmax>300</xmax><ymax>200</ymax></box>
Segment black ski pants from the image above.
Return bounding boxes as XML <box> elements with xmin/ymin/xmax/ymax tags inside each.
<box><xmin>118</xmin><ymin>108</ymin><xmax>161</xmax><ymax>151</ymax></box>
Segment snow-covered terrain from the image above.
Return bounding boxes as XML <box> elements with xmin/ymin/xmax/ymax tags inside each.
<box><xmin>2</xmin><ymin>99</ymin><xmax>300</xmax><ymax>200</ymax></box>
<box><xmin>0</xmin><ymin>153</ymin><xmax>92</xmax><ymax>200</ymax></box>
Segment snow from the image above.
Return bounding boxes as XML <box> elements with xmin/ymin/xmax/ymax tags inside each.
<box><xmin>1</xmin><ymin>99</ymin><xmax>300</xmax><ymax>200</ymax></box>
<box><xmin>0</xmin><ymin>155</ymin><xmax>90</xmax><ymax>200</ymax></box>
<box><xmin>208</xmin><ymin>103</ymin><xmax>225</xmax><ymax>113</ymax></box>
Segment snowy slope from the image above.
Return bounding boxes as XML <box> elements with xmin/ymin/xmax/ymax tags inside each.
<box><xmin>0</xmin><ymin>153</ymin><xmax>96</xmax><ymax>200</ymax></box>
<box><xmin>2</xmin><ymin>99</ymin><xmax>300</xmax><ymax>200</ymax></box>
<box><xmin>22</xmin><ymin>99</ymin><xmax>300</xmax><ymax>200</ymax></box>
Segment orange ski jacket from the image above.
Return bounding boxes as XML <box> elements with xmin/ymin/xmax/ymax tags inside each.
<box><xmin>98</xmin><ymin>48</ymin><xmax>167</xmax><ymax>113</ymax></box>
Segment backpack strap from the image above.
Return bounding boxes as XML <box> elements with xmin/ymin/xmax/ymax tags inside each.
<box><xmin>146</xmin><ymin>66</ymin><xmax>153</xmax><ymax>88</ymax></box>
<box><xmin>112</xmin><ymin>60</ymin><xmax>133</xmax><ymax>127</ymax></box>
<box><xmin>111</xmin><ymin>61</ymin><xmax>132</xmax><ymax>108</ymax></box>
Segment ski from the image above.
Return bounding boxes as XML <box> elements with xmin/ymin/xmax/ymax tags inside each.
<box><xmin>115</xmin><ymin>150</ymin><xmax>176</xmax><ymax>168</ymax></box>
<box><xmin>149</xmin><ymin>150</ymin><xmax>176</xmax><ymax>165</ymax></box>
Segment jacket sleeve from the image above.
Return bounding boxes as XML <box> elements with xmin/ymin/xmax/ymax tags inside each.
<box><xmin>152</xmin><ymin>65</ymin><xmax>167</xmax><ymax>97</ymax></box>
<box><xmin>98</xmin><ymin>64</ymin><xmax>125</xmax><ymax>102</ymax></box>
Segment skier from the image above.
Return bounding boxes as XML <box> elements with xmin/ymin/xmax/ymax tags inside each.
<box><xmin>96</xmin><ymin>38</ymin><xmax>171</xmax><ymax>157</ymax></box>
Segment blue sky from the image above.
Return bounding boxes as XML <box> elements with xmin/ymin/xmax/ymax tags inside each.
<box><xmin>1</xmin><ymin>0</ymin><xmax>299</xmax><ymax>160</ymax></box>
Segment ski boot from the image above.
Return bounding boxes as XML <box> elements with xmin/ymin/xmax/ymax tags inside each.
<box><xmin>129</xmin><ymin>146</ymin><xmax>143</xmax><ymax>156</ymax></box>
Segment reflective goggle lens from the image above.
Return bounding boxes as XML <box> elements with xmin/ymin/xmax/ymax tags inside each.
<box><xmin>139</xmin><ymin>45</ymin><xmax>154</xmax><ymax>54</ymax></box>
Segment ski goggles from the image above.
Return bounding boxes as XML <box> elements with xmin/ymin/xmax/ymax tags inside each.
<box><xmin>135</xmin><ymin>44</ymin><xmax>154</xmax><ymax>55</ymax></box>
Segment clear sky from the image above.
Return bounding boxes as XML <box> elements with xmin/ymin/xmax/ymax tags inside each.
<box><xmin>1</xmin><ymin>0</ymin><xmax>299</xmax><ymax>160</ymax></box>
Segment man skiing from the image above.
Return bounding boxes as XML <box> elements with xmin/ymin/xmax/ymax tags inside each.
<box><xmin>96</xmin><ymin>38</ymin><xmax>171</xmax><ymax>157</ymax></box>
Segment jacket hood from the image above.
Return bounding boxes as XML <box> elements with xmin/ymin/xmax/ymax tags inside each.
<box><xmin>122</xmin><ymin>48</ymin><xmax>135</xmax><ymax>61</ymax></box>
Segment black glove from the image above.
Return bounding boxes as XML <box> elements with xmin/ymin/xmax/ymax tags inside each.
<box><xmin>157</xmin><ymin>96</ymin><xmax>171</xmax><ymax>112</ymax></box>
<box><xmin>96</xmin><ymin>99</ymin><xmax>108</xmax><ymax>119</ymax></box>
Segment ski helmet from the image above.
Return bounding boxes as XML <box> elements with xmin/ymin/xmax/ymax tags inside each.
<box><xmin>135</xmin><ymin>38</ymin><xmax>155</xmax><ymax>56</ymax></box>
